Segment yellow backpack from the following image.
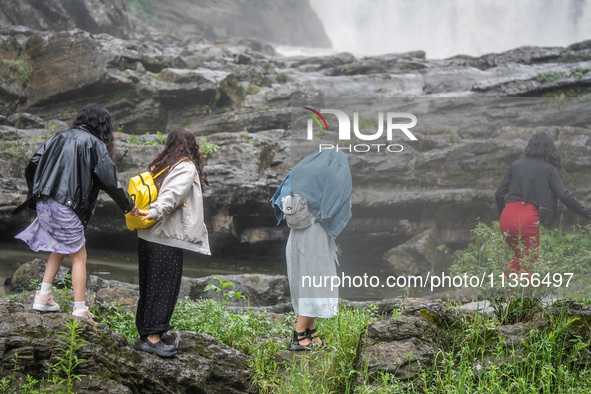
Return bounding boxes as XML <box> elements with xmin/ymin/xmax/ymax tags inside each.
<box><xmin>125</xmin><ymin>167</ymin><xmax>168</xmax><ymax>231</ymax></box>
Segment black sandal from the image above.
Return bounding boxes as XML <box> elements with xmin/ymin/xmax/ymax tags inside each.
<box><xmin>289</xmin><ymin>330</ymin><xmax>317</xmax><ymax>351</ymax></box>
<box><xmin>306</xmin><ymin>328</ymin><xmax>330</xmax><ymax>351</ymax></box>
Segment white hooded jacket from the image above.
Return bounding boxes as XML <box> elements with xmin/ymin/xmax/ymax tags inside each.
<box><xmin>137</xmin><ymin>161</ymin><xmax>211</xmax><ymax>255</ymax></box>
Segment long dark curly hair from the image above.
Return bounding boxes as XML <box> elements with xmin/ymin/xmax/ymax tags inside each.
<box><xmin>524</xmin><ymin>132</ymin><xmax>565</xmax><ymax>180</ymax></box>
<box><xmin>73</xmin><ymin>103</ymin><xmax>115</xmax><ymax>159</ymax></box>
<box><xmin>148</xmin><ymin>127</ymin><xmax>209</xmax><ymax>190</ymax></box>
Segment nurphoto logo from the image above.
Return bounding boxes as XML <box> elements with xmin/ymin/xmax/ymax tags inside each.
<box><xmin>302</xmin><ymin>107</ymin><xmax>418</xmax><ymax>153</ymax></box>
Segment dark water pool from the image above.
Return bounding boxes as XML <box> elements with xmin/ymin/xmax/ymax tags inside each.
<box><xmin>0</xmin><ymin>242</ymin><xmax>285</xmax><ymax>296</ymax></box>
<box><xmin>2</xmin><ymin>243</ymin><xmax>431</xmax><ymax>300</ymax></box>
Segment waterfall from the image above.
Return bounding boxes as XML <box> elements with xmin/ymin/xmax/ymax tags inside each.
<box><xmin>309</xmin><ymin>0</ymin><xmax>591</xmax><ymax>59</ymax></box>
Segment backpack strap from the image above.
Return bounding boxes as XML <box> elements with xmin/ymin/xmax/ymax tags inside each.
<box><xmin>152</xmin><ymin>159</ymin><xmax>193</xmax><ymax>179</ymax></box>
<box><xmin>153</xmin><ymin>166</ymin><xmax>170</xmax><ymax>179</ymax></box>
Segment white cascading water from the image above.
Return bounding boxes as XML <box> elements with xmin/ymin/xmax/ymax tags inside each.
<box><xmin>309</xmin><ymin>0</ymin><xmax>591</xmax><ymax>59</ymax></box>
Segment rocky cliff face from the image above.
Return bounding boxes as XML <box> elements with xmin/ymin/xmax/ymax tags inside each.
<box><xmin>0</xmin><ymin>0</ymin><xmax>331</xmax><ymax>48</ymax></box>
<box><xmin>1</xmin><ymin>6</ymin><xmax>591</xmax><ymax>280</ymax></box>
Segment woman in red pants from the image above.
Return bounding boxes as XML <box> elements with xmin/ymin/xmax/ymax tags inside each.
<box><xmin>495</xmin><ymin>132</ymin><xmax>591</xmax><ymax>273</ymax></box>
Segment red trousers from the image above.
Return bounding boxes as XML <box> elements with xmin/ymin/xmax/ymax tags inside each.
<box><xmin>499</xmin><ymin>201</ymin><xmax>540</xmax><ymax>273</ymax></box>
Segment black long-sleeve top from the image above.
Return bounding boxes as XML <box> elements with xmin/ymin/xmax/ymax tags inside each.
<box><xmin>495</xmin><ymin>157</ymin><xmax>591</xmax><ymax>220</ymax></box>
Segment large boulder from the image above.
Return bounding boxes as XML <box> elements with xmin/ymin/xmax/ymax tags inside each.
<box><xmin>179</xmin><ymin>273</ymin><xmax>290</xmax><ymax>306</ymax></box>
<box><xmin>355</xmin><ymin>315</ymin><xmax>451</xmax><ymax>382</ymax></box>
<box><xmin>383</xmin><ymin>227</ymin><xmax>453</xmax><ymax>278</ymax></box>
<box><xmin>401</xmin><ymin>297</ymin><xmax>464</xmax><ymax>329</ymax></box>
<box><xmin>4</xmin><ymin>259</ymin><xmax>69</xmax><ymax>291</ymax></box>
<box><xmin>93</xmin><ymin>287</ymin><xmax>139</xmax><ymax>314</ymax></box>
<box><xmin>0</xmin><ymin>298</ymin><xmax>256</xmax><ymax>393</ymax></box>
<box><xmin>355</xmin><ymin>298</ymin><xmax>462</xmax><ymax>385</ymax></box>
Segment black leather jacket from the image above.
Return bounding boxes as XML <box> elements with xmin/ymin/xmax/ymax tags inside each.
<box><xmin>13</xmin><ymin>124</ymin><xmax>134</xmax><ymax>226</ymax></box>
<box><xmin>495</xmin><ymin>157</ymin><xmax>591</xmax><ymax>220</ymax></box>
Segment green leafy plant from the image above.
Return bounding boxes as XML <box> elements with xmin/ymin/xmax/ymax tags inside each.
<box><xmin>11</xmin><ymin>99</ymin><xmax>21</xmax><ymax>113</ymax></box>
<box><xmin>0</xmin><ymin>369</ymin><xmax>39</xmax><ymax>394</ymax></box>
<box><xmin>451</xmin><ymin>220</ymin><xmax>591</xmax><ymax>322</ymax></box>
<box><xmin>141</xmin><ymin>130</ymin><xmax>167</xmax><ymax>145</ymax></box>
<box><xmin>240</xmin><ymin>130</ymin><xmax>255</xmax><ymax>146</ymax></box>
<box><xmin>542</xmin><ymin>88</ymin><xmax>583</xmax><ymax>98</ymax></box>
<box><xmin>573</xmin><ymin>68</ymin><xmax>589</xmax><ymax>79</ymax></box>
<box><xmin>205</xmin><ymin>89</ymin><xmax>222</xmax><ymax>114</ymax></box>
<box><xmin>0</xmin><ymin>320</ymin><xmax>88</xmax><ymax>393</ymax></box>
<box><xmin>128</xmin><ymin>133</ymin><xmax>140</xmax><ymax>145</ymax></box>
<box><xmin>275</xmin><ymin>71</ymin><xmax>291</xmax><ymax>83</ymax></box>
<box><xmin>1</xmin><ymin>58</ymin><xmax>32</xmax><ymax>86</ymax></box>
<box><xmin>0</xmin><ymin>140</ymin><xmax>20</xmax><ymax>150</ymax></box>
<box><xmin>156</xmin><ymin>130</ymin><xmax>166</xmax><ymax>145</ymax></box>
<box><xmin>152</xmin><ymin>71</ymin><xmax>163</xmax><ymax>82</ymax></box>
<box><xmin>94</xmin><ymin>302</ymin><xmax>138</xmax><ymax>343</ymax></box>
<box><xmin>204</xmin><ymin>276</ymin><xmax>244</xmax><ymax>303</ymax></box>
<box><xmin>52</xmin><ymin>274</ymin><xmax>74</xmax><ymax>313</ymax></box>
<box><xmin>199</xmin><ymin>135</ymin><xmax>219</xmax><ymax>158</ymax></box>
<box><xmin>1</xmin><ymin>135</ymin><xmax>51</xmax><ymax>154</ymax></box>
<box><xmin>449</xmin><ymin>129</ymin><xmax>460</xmax><ymax>143</ymax></box>
<box><xmin>50</xmin><ymin>319</ymin><xmax>87</xmax><ymax>393</ymax></box>
<box><xmin>537</xmin><ymin>71</ymin><xmax>568</xmax><ymax>82</ymax></box>
<box><xmin>88</xmin><ymin>286</ymin><xmax>591</xmax><ymax>393</ymax></box>
<box><xmin>3</xmin><ymin>278</ymin><xmax>40</xmax><ymax>303</ymax></box>
<box><xmin>408</xmin><ymin>308</ymin><xmax>591</xmax><ymax>393</ymax></box>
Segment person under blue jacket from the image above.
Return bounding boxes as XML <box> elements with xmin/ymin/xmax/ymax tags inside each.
<box><xmin>271</xmin><ymin>148</ymin><xmax>352</xmax><ymax>351</ymax></box>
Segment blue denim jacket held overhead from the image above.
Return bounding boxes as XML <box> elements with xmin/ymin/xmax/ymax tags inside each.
<box><xmin>271</xmin><ymin>148</ymin><xmax>353</xmax><ymax>238</ymax></box>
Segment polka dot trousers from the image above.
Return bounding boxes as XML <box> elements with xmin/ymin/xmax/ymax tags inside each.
<box><xmin>136</xmin><ymin>238</ymin><xmax>183</xmax><ymax>340</ymax></box>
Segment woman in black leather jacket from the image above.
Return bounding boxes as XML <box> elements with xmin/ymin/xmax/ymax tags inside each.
<box><xmin>13</xmin><ymin>103</ymin><xmax>137</xmax><ymax>319</ymax></box>
<box><xmin>495</xmin><ymin>132</ymin><xmax>591</xmax><ymax>273</ymax></box>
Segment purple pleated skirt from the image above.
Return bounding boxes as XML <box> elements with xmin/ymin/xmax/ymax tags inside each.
<box><xmin>16</xmin><ymin>196</ymin><xmax>86</xmax><ymax>254</ymax></box>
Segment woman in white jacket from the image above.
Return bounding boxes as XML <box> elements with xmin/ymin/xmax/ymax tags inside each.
<box><xmin>133</xmin><ymin>127</ymin><xmax>210</xmax><ymax>358</ymax></box>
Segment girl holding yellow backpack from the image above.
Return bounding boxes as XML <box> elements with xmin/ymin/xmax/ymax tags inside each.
<box><xmin>132</xmin><ymin>127</ymin><xmax>211</xmax><ymax>358</ymax></box>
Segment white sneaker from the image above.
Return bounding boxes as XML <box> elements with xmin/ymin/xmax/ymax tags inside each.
<box><xmin>72</xmin><ymin>306</ymin><xmax>95</xmax><ymax>320</ymax></box>
<box><xmin>32</xmin><ymin>290</ymin><xmax>60</xmax><ymax>312</ymax></box>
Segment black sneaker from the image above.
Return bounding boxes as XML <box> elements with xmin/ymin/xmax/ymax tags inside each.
<box><xmin>139</xmin><ymin>339</ymin><xmax>177</xmax><ymax>358</ymax></box>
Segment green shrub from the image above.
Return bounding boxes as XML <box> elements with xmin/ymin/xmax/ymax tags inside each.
<box><xmin>573</xmin><ymin>68</ymin><xmax>589</xmax><ymax>79</ymax></box>
<box><xmin>451</xmin><ymin>220</ymin><xmax>591</xmax><ymax>323</ymax></box>
<box><xmin>275</xmin><ymin>71</ymin><xmax>291</xmax><ymax>83</ymax></box>
<box><xmin>199</xmin><ymin>135</ymin><xmax>219</xmax><ymax>158</ymax></box>
<box><xmin>0</xmin><ymin>320</ymin><xmax>87</xmax><ymax>393</ymax></box>
<box><xmin>0</xmin><ymin>59</ymin><xmax>32</xmax><ymax>86</ymax></box>
<box><xmin>94</xmin><ymin>302</ymin><xmax>138</xmax><ymax>343</ymax></box>
<box><xmin>537</xmin><ymin>71</ymin><xmax>568</xmax><ymax>82</ymax></box>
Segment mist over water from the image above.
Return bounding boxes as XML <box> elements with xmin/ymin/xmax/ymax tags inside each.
<box><xmin>309</xmin><ymin>0</ymin><xmax>591</xmax><ymax>59</ymax></box>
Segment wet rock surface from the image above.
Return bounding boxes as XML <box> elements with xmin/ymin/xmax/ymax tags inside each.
<box><xmin>383</xmin><ymin>226</ymin><xmax>453</xmax><ymax>278</ymax></box>
<box><xmin>0</xmin><ymin>0</ymin><xmax>330</xmax><ymax>48</ymax></box>
<box><xmin>0</xmin><ymin>4</ymin><xmax>590</xmax><ymax>290</ymax></box>
<box><xmin>5</xmin><ymin>257</ymin><xmax>591</xmax><ymax>389</ymax></box>
<box><xmin>178</xmin><ymin>273</ymin><xmax>291</xmax><ymax>306</ymax></box>
<box><xmin>4</xmin><ymin>259</ymin><xmax>69</xmax><ymax>291</ymax></box>
<box><xmin>355</xmin><ymin>315</ymin><xmax>451</xmax><ymax>382</ymax></box>
<box><xmin>0</xmin><ymin>298</ymin><xmax>256</xmax><ymax>393</ymax></box>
